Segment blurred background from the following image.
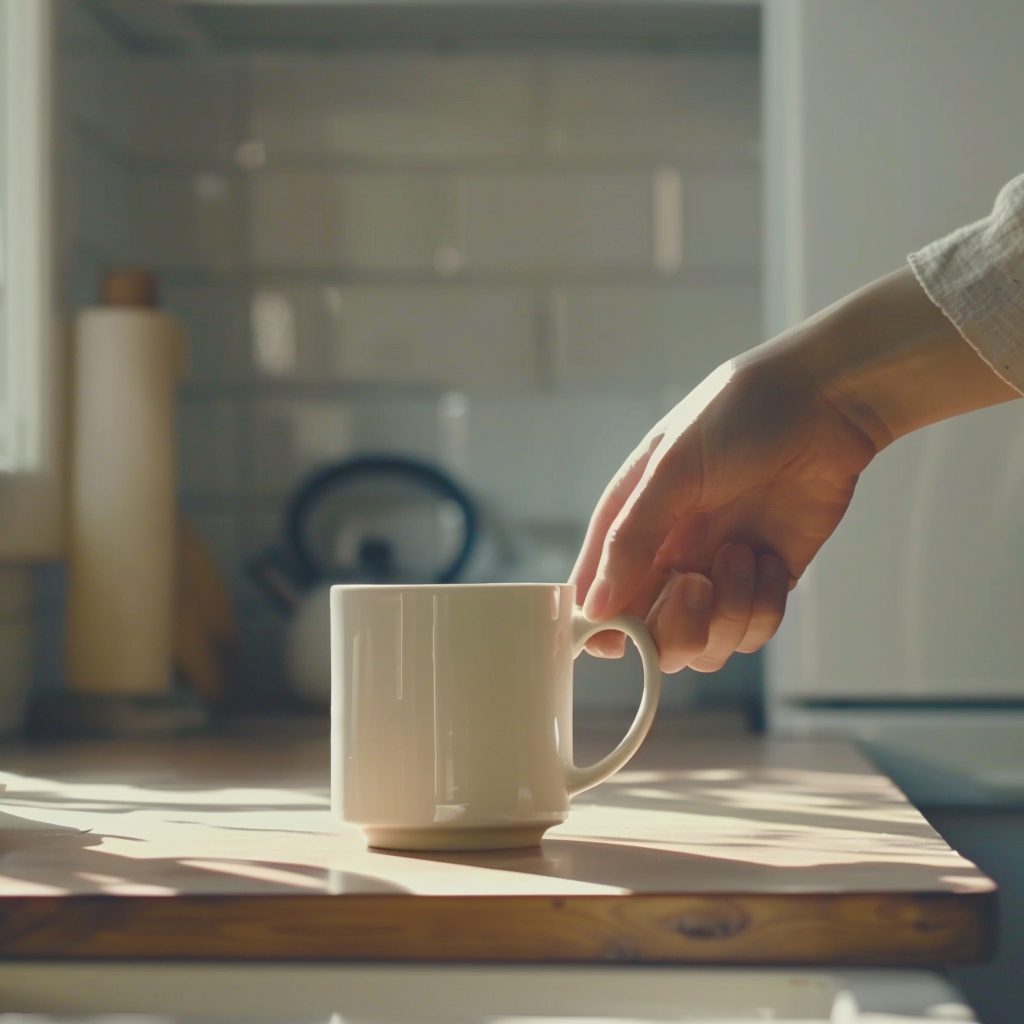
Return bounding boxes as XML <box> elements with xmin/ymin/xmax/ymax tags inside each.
<box><xmin>25</xmin><ymin>0</ymin><xmax>765</xmax><ymax>722</ymax></box>
<box><xmin>1</xmin><ymin>0</ymin><xmax>1023</xmax><ymax>774</ymax></box>
<box><xmin>3</xmin><ymin>2</ymin><xmax>1024</xmax><ymax>1018</ymax></box>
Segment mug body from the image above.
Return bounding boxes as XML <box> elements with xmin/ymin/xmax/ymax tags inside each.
<box><xmin>331</xmin><ymin>582</ymin><xmax>576</xmax><ymax>850</ymax></box>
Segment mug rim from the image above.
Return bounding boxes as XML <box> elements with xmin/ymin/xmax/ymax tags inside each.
<box><xmin>331</xmin><ymin>581</ymin><xmax>575</xmax><ymax>592</ymax></box>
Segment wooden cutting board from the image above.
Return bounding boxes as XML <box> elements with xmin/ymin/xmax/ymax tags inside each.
<box><xmin>0</xmin><ymin>718</ymin><xmax>995</xmax><ymax>965</ymax></box>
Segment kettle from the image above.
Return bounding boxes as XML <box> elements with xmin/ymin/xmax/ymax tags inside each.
<box><xmin>249</xmin><ymin>455</ymin><xmax>479</xmax><ymax>705</ymax></box>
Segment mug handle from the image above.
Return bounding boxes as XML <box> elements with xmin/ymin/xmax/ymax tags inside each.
<box><xmin>566</xmin><ymin>609</ymin><xmax>662</xmax><ymax>797</ymax></box>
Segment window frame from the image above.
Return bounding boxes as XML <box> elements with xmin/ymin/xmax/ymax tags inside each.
<box><xmin>0</xmin><ymin>0</ymin><xmax>61</xmax><ymax>560</ymax></box>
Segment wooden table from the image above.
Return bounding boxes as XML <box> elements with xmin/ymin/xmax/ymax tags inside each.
<box><xmin>0</xmin><ymin>717</ymin><xmax>995</xmax><ymax>966</ymax></box>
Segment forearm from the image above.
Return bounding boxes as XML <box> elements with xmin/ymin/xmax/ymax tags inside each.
<box><xmin>743</xmin><ymin>266</ymin><xmax>1021</xmax><ymax>453</ymax></box>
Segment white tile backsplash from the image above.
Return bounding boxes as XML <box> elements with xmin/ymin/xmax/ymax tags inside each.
<box><xmin>546</xmin><ymin>53</ymin><xmax>759</xmax><ymax>160</ymax></box>
<box><xmin>562</xmin><ymin>394</ymin><xmax>670</xmax><ymax>520</ymax></box>
<box><xmin>250</xmin><ymin>171</ymin><xmax>438</xmax><ymax>271</ymax></box>
<box><xmin>683</xmin><ymin>171</ymin><xmax>761</xmax><ymax>269</ymax></box>
<box><xmin>62</xmin><ymin>13</ymin><xmax>762</xmax><ymax>707</ymax></box>
<box><xmin>249</xmin><ymin>53</ymin><xmax>536</xmax><ymax>160</ymax></box>
<box><xmin>164</xmin><ymin>284</ymin><xmax>249</xmax><ymax>383</ymax></box>
<box><xmin>69</xmin><ymin>251</ymin><xmax>106</xmax><ymax>312</ymax></box>
<box><xmin>333</xmin><ymin>286</ymin><xmax>537</xmax><ymax>387</ymax></box>
<box><xmin>350</xmin><ymin>396</ymin><xmax>444</xmax><ymax>462</ymax></box>
<box><xmin>61</xmin><ymin>2</ymin><xmax>133</xmax><ymax>148</ymax></box>
<box><xmin>249</xmin><ymin>287</ymin><xmax>334</xmax><ymax>379</ymax></box>
<box><xmin>248</xmin><ymin>400</ymin><xmax>351</xmax><ymax>498</ymax></box>
<box><xmin>61</xmin><ymin>0</ymin><xmax>125</xmax><ymax>59</ymax></box>
<box><xmin>461</xmin><ymin>393</ymin><xmax>662</xmax><ymax>522</ymax></box>
<box><xmin>463</xmin><ymin>172</ymin><xmax>652</xmax><ymax>272</ymax></box>
<box><xmin>248</xmin><ymin>394</ymin><xmax>445</xmax><ymax>500</ymax></box>
<box><xmin>252</xmin><ymin>168</ymin><xmax>661</xmax><ymax>275</ymax></box>
<box><xmin>562</xmin><ymin>284</ymin><xmax>761</xmax><ymax>388</ymax></box>
<box><xmin>63</xmin><ymin>60</ymin><xmax>132</xmax><ymax>155</ymax></box>
<box><xmin>246</xmin><ymin>283</ymin><xmax>534</xmax><ymax>386</ymax></box>
<box><xmin>70</xmin><ymin>135</ymin><xmax>135</xmax><ymax>260</ymax></box>
<box><xmin>177</xmin><ymin>400</ymin><xmax>239</xmax><ymax>498</ymax></box>
<box><xmin>130</xmin><ymin>60</ymin><xmax>238</xmax><ymax>162</ymax></box>
<box><xmin>134</xmin><ymin>171</ymin><xmax>242</xmax><ymax>272</ymax></box>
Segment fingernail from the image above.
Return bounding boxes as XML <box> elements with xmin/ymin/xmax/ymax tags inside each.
<box><xmin>681</xmin><ymin>573</ymin><xmax>712</xmax><ymax>611</ymax></box>
<box><xmin>583</xmin><ymin>578</ymin><xmax>610</xmax><ymax>619</ymax></box>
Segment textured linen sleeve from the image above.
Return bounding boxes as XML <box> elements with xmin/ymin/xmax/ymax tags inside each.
<box><xmin>908</xmin><ymin>173</ymin><xmax>1024</xmax><ymax>394</ymax></box>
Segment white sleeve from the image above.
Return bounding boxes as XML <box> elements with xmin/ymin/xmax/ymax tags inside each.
<box><xmin>908</xmin><ymin>173</ymin><xmax>1024</xmax><ymax>394</ymax></box>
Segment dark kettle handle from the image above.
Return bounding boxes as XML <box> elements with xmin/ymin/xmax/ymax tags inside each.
<box><xmin>284</xmin><ymin>455</ymin><xmax>479</xmax><ymax>585</ymax></box>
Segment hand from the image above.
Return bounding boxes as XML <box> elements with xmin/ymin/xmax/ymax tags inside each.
<box><xmin>570</xmin><ymin>353</ymin><xmax>876</xmax><ymax>672</ymax></box>
<box><xmin>571</xmin><ymin>266</ymin><xmax>1020</xmax><ymax>674</ymax></box>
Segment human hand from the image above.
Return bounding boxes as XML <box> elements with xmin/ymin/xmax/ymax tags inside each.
<box><xmin>570</xmin><ymin>352</ymin><xmax>877</xmax><ymax>673</ymax></box>
<box><xmin>570</xmin><ymin>266</ymin><xmax>1020</xmax><ymax>675</ymax></box>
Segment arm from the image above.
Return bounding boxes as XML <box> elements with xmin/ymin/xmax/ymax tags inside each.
<box><xmin>767</xmin><ymin>264</ymin><xmax>1019</xmax><ymax>451</ymax></box>
<box><xmin>571</xmin><ymin>265</ymin><xmax>1019</xmax><ymax>672</ymax></box>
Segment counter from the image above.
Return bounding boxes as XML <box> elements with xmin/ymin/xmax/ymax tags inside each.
<box><xmin>0</xmin><ymin>717</ymin><xmax>995</xmax><ymax>965</ymax></box>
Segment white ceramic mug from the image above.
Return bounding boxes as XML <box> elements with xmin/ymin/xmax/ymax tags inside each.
<box><xmin>331</xmin><ymin>582</ymin><xmax>661</xmax><ymax>851</ymax></box>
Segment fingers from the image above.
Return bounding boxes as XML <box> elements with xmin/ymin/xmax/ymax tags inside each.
<box><xmin>580</xmin><ymin>363</ymin><xmax>735</xmax><ymax>623</ymax></box>
<box><xmin>581</xmin><ymin>545</ymin><xmax>791</xmax><ymax>669</ymax></box>
<box><xmin>583</xmin><ymin>629</ymin><xmax>628</xmax><ymax>659</ymax></box>
<box><xmin>585</xmin><ymin>571</ymin><xmax>712</xmax><ymax>667</ymax></box>
<box><xmin>570</xmin><ymin>433</ymin><xmax>661</xmax><ymax>606</ymax></box>
<box><xmin>689</xmin><ymin>543</ymin><xmax>757</xmax><ymax>673</ymax></box>
<box><xmin>737</xmin><ymin>553</ymin><xmax>790</xmax><ymax>653</ymax></box>
<box><xmin>583</xmin><ymin>561</ymin><xmax>677</xmax><ymax>658</ymax></box>
<box><xmin>582</xmin><ymin>440</ymin><xmax>703</xmax><ymax>622</ymax></box>
<box><xmin>646</xmin><ymin>572</ymin><xmax>713</xmax><ymax>673</ymax></box>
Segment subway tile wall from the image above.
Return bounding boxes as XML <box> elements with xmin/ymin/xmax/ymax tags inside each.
<box><xmin>61</xmin><ymin>3</ymin><xmax>762</xmax><ymax>709</ymax></box>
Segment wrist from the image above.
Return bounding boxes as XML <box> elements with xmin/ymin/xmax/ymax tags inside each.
<box><xmin>744</xmin><ymin>266</ymin><xmax>1018</xmax><ymax>451</ymax></box>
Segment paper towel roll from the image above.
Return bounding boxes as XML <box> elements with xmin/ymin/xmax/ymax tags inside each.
<box><xmin>66</xmin><ymin>289</ymin><xmax>186</xmax><ymax>696</ymax></box>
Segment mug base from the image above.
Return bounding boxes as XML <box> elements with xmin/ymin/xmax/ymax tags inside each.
<box><xmin>363</xmin><ymin>823</ymin><xmax>551</xmax><ymax>851</ymax></box>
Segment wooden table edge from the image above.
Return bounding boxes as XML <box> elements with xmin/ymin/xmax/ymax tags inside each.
<box><xmin>0</xmin><ymin>888</ymin><xmax>996</xmax><ymax>966</ymax></box>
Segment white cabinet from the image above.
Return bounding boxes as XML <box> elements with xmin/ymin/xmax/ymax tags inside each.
<box><xmin>0</xmin><ymin>0</ymin><xmax>60</xmax><ymax>558</ymax></box>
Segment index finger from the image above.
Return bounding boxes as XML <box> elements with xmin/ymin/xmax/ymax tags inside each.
<box><xmin>570</xmin><ymin>431</ymin><xmax>662</xmax><ymax>604</ymax></box>
<box><xmin>580</xmin><ymin>362</ymin><xmax>737</xmax><ymax>621</ymax></box>
<box><xmin>582</xmin><ymin>432</ymin><xmax>704</xmax><ymax>621</ymax></box>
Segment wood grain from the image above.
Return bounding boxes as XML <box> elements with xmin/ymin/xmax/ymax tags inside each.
<box><xmin>0</xmin><ymin>718</ymin><xmax>997</xmax><ymax>964</ymax></box>
<box><xmin>0</xmin><ymin>891</ymin><xmax>994</xmax><ymax>964</ymax></box>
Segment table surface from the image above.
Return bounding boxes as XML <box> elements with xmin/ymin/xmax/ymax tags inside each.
<box><xmin>0</xmin><ymin>716</ymin><xmax>995</xmax><ymax>965</ymax></box>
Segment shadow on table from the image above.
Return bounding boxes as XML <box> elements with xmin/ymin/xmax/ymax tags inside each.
<box><xmin>0</xmin><ymin>806</ymin><xmax>408</xmax><ymax>896</ymax></box>
<box><xmin>395</xmin><ymin>834</ymin><xmax>989</xmax><ymax>894</ymax></box>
